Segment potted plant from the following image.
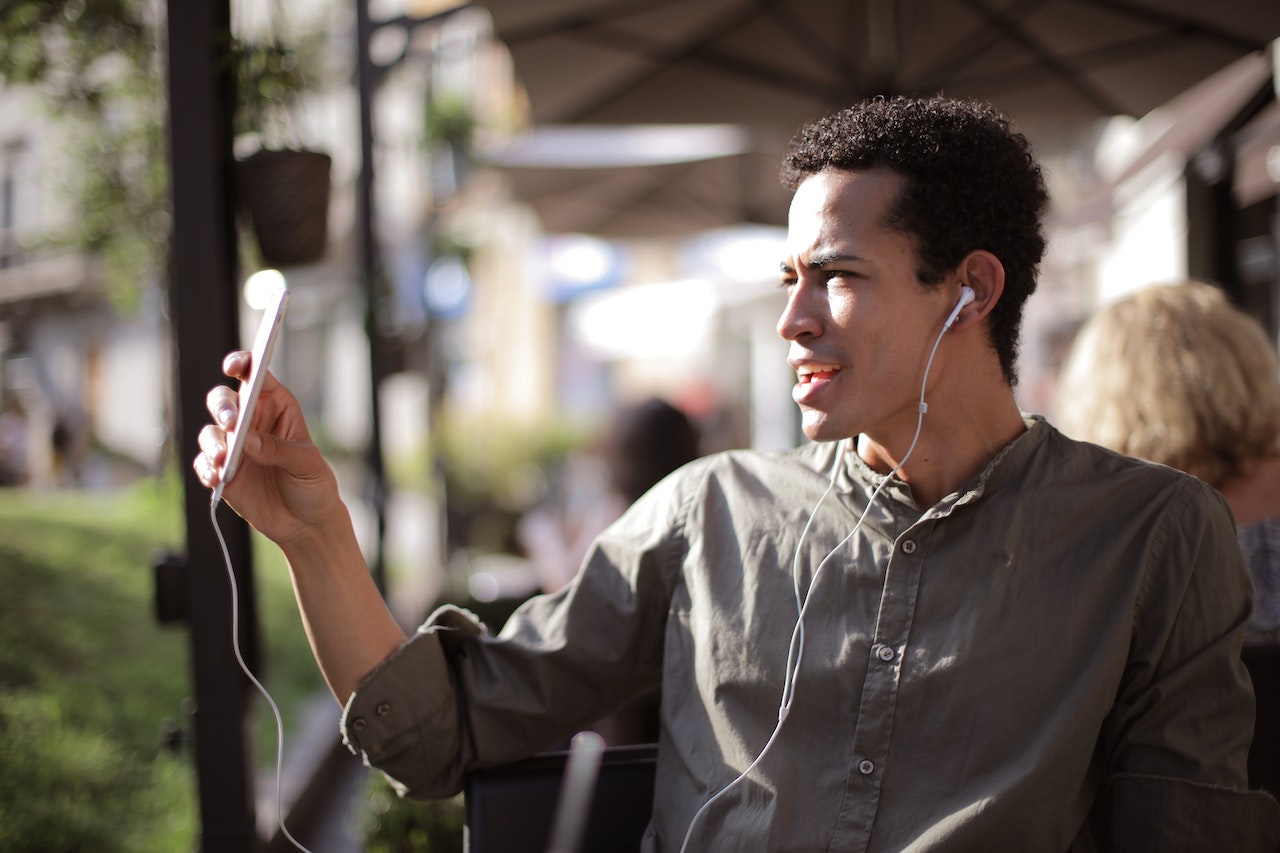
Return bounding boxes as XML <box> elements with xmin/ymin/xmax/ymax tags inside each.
<box><xmin>233</xmin><ymin>31</ymin><xmax>333</xmax><ymax>267</ymax></box>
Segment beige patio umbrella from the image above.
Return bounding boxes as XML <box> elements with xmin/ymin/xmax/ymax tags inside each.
<box><xmin>472</xmin><ymin>0</ymin><xmax>1280</xmax><ymax>236</ymax></box>
<box><xmin>478</xmin><ymin>123</ymin><xmax>795</xmax><ymax>236</ymax></box>
<box><xmin>481</xmin><ymin>0</ymin><xmax>1279</xmax><ymax>138</ymax></box>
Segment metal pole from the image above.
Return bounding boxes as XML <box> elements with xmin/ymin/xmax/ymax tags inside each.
<box><xmin>164</xmin><ymin>0</ymin><xmax>262</xmax><ymax>849</ymax></box>
<box><xmin>353</xmin><ymin>3</ymin><xmax>474</xmax><ymax>598</ymax></box>
<box><xmin>356</xmin><ymin>0</ymin><xmax>389</xmax><ymax>594</ymax></box>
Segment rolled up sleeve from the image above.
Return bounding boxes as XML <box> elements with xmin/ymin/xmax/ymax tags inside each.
<box><xmin>1089</xmin><ymin>773</ymin><xmax>1280</xmax><ymax>851</ymax></box>
<box><xmin>341</xmin><ymin>604</ymin><xmax>485</xmax><ymax>798</ymax></box>
<box><xmin>1095</xmin><ymin>480</ymin><xmax>1280</xmax><ymax>847</ymax></box>
<box><xmin>338</xmin><ymin>469</ymin><xmax>691</xmax><ymax>800</ymax></box>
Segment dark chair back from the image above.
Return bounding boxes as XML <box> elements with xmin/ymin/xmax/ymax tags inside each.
<box><xmin>1243</xmin><ymin>645</ymin><xmax>1280</xmax><ymax>795</ymax></box>
<box><xmin>465</xmin><ymin>743</ymin><xmax>658</xmax><ymax>853</ymax></box>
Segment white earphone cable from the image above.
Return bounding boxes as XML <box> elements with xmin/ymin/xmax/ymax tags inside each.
<box><xmin>210</xmin><ymin>493</ymin><xmax>314</xmax><ymax>853</ymax></box>
<box><xmin>679</xmin><ymin>306</ymin><xmax>955</xmax><ymax>852</ymax></box>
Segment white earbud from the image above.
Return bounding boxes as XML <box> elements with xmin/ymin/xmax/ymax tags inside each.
<box><xmin>943</xmin><ymin>285</ymin><xmax>976</xmax><ymax>330</ymax></box>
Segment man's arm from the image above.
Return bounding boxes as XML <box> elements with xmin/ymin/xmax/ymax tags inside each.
<box><xmin>339</xmin><ymin>467</ymin><xmax>689</xmax><ymax>799</ymax></box>
<box><xmin>195</xmin><ymin>350</ymin><xmax>407</xmax><ymax>704</ymax></box>
<box><xmin>1089</xmin><ymin>773</ymin><xmax>1280</xmax><ymax>851</ymax></box>
<box><xmin>1088</xmin><ymin>479</ymin><xmax>1280</xmax><ymax>849</ymax></box>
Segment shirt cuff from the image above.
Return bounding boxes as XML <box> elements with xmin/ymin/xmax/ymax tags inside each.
<box><xmin>339</xmin><ymin>604</ymin><xmax>487</xmax><ymax>797</ymax></box>
<box><xmin>1091</xmin><ymin>772</ymin><xmax>1280</xmax><ymax>851</ymax></box>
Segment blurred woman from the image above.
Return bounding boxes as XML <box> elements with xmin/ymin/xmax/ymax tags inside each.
<box><xmin>1054</xmin><ymin>280</ymin><xmax>1280</xmax><ymax>645</ymax></box>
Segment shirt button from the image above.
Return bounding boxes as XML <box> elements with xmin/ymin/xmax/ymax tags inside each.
<box><xmin>376</xmin><ymin>702</ymin><xmax>392</xmax><ymax>717</ymax></box>
<box><xmin>901</xmin><ymin>539</ymin><xmax>917</xmax><ymax>555</ymax></box>
<box><xmin>876</xmin><ymin>645</ymin><xmax>896</xmax><ymax>662</ymax></box>
<box><xmin>858</xmin><ymin>759</ymin><xmax>875</xmax><ymax>775</ymax></box>
<box><xmin>350</xmin><ymin>717</ymin><xmax>366</xmax><ymax>732</ymax></box>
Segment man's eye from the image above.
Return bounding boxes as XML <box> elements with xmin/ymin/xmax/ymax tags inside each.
<box><xmin>825</xmin><ymin>270</ymin><xmax>859</xmax><ymax>284</ymax></box>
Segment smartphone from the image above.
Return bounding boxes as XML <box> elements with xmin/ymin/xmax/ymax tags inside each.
<box><xmin>219</xmin><ymin>287</ymin><xmax>290</xmax><ymax>492</ymax></box>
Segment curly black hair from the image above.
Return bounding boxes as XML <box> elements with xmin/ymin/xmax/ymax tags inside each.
<box><xmin>780</xmin><ymin>96</ymin><xmax>1049</xmax><ymax>385</ymax></box>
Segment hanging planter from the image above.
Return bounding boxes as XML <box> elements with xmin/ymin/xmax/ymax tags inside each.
<box><xmin>231</xmin><ymin>17</ymin><xmax>333</xmax><ymax>266</ymax></box>
<box><xmin>237</xmin><ymin>147</ymin><xmax>331</xmax><ymax>266</ymax></box>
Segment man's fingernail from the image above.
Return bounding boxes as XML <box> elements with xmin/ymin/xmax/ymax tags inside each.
<box><xmin>247</xmin><ymin>432</ymin><xmax>262</xmax><ymax>453</ymax></box>
<box><xmin>216</xmin><ymin>406</ymin><xmax>235</xmax><ymax>426</ymax></box>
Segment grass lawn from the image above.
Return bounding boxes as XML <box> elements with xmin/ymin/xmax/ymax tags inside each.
<box><xmin>0</xmin><ymin>478</ymin><xmax>327</xmax><ymax>852</ymax></box>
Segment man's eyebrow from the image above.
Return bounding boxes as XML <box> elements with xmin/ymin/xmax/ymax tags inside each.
<box><xmin>807</xmin><ymin>250</ymin><xmax>862</xmax><ymax>268</ymax></box>
<box><xmin>780</xmin><ymin>250</ymin><xmax>863</xmax><ymax>273</ymax></box>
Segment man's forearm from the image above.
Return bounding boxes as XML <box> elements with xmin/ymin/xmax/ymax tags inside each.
<box><xmin>283</xmin><ymin>505</ymin><xmax>408</xmax><ymax>704</ymax></box>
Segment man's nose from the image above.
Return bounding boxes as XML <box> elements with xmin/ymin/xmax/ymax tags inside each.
<box><xmin>777</xmin><ymin>285</ymin><xmax>821</xmax><ymax>341</ymax></box>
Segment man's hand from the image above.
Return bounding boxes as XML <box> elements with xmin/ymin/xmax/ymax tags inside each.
<box><xmin>194</xmin><ymin>350</ymin><xmax>344</xmax><ymax>550</ymax></box>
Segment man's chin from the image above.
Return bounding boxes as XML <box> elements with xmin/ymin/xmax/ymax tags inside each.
<box><xmin>800</xmin><ymin>411</ymin><xmax>851</xmax><ymax>444</ymax></box>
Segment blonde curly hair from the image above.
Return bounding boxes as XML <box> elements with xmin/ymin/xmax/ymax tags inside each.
<box><xmin>1054</xmin><ymin>281</ymin><xmax>1280</xmax><ymax>487</ymax></box>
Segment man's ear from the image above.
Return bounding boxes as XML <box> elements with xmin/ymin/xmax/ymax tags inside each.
<box><xmin>950</xmin><ymin>250</ymin><xmax>1005</xmax><ymax>330</ymax></box>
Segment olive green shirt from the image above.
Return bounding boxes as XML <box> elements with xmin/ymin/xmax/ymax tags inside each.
<box><xmin>342</xmin><ymin>417</ymin><xmax>1280</xmax><ymax>850</ymax></box>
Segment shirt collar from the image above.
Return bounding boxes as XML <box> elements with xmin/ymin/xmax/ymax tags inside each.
<box><xmin>842</xmin><ymin>415</ymin><xmax>1050</xmax><ymax>516</ymax></box>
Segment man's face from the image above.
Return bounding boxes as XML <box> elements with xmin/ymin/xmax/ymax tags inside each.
<box><xmin>778</xmin><ymin>167</ymin><xmax>954</xmax><ymax>444</ymax></box>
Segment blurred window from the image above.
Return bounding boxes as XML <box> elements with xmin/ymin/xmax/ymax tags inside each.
<box><xmin>0</xmin><ymin>139</ymin><xmax>26</xmax><ymax>270</ymax></box>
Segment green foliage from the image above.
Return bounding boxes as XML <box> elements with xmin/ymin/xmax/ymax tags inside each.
<box><xmin>232</xmin><ymin>29</ymin><xmax>332</xmax><ymax>149</ymax></box>
<box><xmin>359</xmin><ymin>773</ymin><xmax>465</xmax><ymax>853</ymax></box>
<box><xmin>0</xmin><ymin>0</ymin><xmax>334</xmax><ymax>309</ymax></box>
<box><xmin>0</xmin><ymin>480</ymin><xmax>193</xmax><ymax>852</ymax></box>
<box><xmin>0</xmin><ymin>0</ymin><xmax>167</xmax><ymax>310</ymax></box>
<box><xmin>434</xmin><ymin>414</ymin><xmax>591</xmax><ymax>508</ymax></box>
<box><xmin>430</xmin><ymin>414</ymin><xmax>593</xmax><ymax>556</ymax></box>
<box><xmin>0</xmin><ymin>1</ymin><xmax>153</xmax><ymax>94</ymax></box>
<box><xmin>0</xmin><ymin>693</ymin><xmax>194</xmax><ymax>852</ymax></box>
<box><xmin>424</xmin><ymin>95</ymin><xmax>476</xmax><ymax>151</ymax></box>
<box><xmin>58</xmin><ymin>66</ymin><xmax>170</xmax><ymax>313</ymax></box>
<box><xmin>0</xmin><ymin>478</ymin><xmax>327</xmax><ymax>850</ymax></box>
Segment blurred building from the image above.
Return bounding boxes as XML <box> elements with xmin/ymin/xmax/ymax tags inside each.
<box><xmin>0</xmin><ymin>81</ymin><xmax>169</xmax><ymax>488</ymax></box>
<box><xmin>2</xmin><ymin>3</ymin><xmax>1276</xmax><ymax>498</ymax></box>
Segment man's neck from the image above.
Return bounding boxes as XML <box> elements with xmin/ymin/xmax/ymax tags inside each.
<box><xmin>855</xmin><ymin>394</ymin><xmax>1026</xmax><ymax>508</ymax></box>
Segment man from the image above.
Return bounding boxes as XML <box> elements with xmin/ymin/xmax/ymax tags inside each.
<box><xmin>196</xmin><ymin>96</ymin><xmax>1279</xmax><ymax>850</ymax></box>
